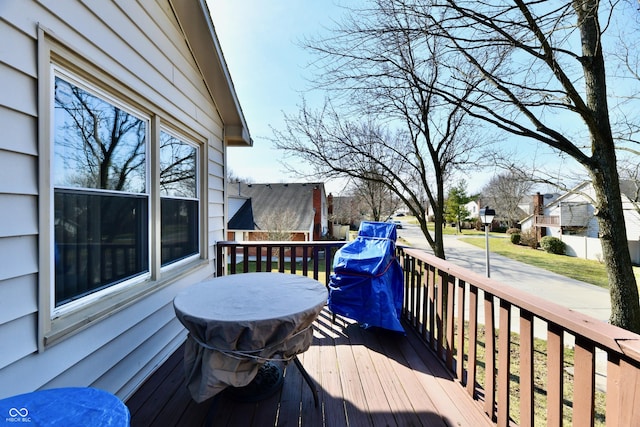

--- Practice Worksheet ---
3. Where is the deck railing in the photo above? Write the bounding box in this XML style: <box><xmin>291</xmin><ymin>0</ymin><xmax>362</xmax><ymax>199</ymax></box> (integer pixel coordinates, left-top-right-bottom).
<box><xmin>534</xmin><ymin>215</ymin><xmax>560</xmax><ymax>226</ymax></box>
<box><xmin>215</xmin><ymin>240</ymin><xmax>345</xmax><ymax>285</ymax></box>
<box><xmin>216</xmin><ymin>240</ymin><xmax>640</xmax><ymax>426</ymax></box>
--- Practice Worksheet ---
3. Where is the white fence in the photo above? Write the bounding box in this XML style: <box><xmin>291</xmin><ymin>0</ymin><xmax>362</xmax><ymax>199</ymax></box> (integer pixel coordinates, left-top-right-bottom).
<box><xmin>561</xmin><ymin>235</ymin><xmax>640</xmax><ymax>265</ymax></box>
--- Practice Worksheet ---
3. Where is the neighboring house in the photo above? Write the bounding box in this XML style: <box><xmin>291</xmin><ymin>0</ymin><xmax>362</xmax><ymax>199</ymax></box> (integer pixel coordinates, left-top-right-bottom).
<box><xmin>517</xmin><ymin>193</ymin><xmax>560</xmax><ymax>216</ymax></box>
<box><xmin>0</xmin><ymin>0</ymin><xmax>251</xmax><ymax>401</ymax></box>
<box><xmin>465</xmin><ymin>200</ymin><xmax>481</xmax><ymax>220</ymax></box>
<box><xmin>228</xmin><ymin>183</ymin><xmax>328</xmax><ymax>242</ymax></box>
<box><xmin>520</xmin><ymin>182</ymin><xmax>640</xmax><ymax>264</ymax></box>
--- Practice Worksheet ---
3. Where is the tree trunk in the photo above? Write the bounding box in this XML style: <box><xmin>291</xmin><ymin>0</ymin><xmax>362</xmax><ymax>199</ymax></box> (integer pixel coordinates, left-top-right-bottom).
<box><xmin>575</xmin><ymin>0</ymin><xmax>640</xmax><ymax>332</ymax></box>
<box><xmin>592</xmin><ymin>169</ymin><xmax>640</xmax><ymax>332</ymax></box>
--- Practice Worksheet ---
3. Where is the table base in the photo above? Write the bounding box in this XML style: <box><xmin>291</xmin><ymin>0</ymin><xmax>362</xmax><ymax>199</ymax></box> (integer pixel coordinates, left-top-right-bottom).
<box><xmin>224</xmin><ymin>362</ymin><xmax>284</xmax><ymax>402</ymax></box>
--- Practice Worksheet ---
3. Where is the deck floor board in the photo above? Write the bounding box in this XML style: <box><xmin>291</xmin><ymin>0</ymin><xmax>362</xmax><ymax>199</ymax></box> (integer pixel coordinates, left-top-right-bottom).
<box><xmin>126</xmin><ymin>308</ymin><xmax>493</xmax><ymax>427</ymax></box>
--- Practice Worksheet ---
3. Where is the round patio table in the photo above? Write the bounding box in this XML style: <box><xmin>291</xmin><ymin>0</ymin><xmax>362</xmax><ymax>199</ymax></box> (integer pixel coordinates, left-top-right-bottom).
<box><xmin>173</xmin><ymin>272</ymin><xmax>327</xmax><ymax>403</ymax></box>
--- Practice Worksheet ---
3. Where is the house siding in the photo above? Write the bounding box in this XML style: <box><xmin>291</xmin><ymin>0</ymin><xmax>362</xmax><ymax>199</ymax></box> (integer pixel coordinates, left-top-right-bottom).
<box><xmin>520</xmin><ymin>183</ymin><xmax>640</xmax><ymax>264</ymax></box>
<box><xmin>0</xmin><ymin>0</ymin><xmax>230</xmax><ymax>401</ymax></box>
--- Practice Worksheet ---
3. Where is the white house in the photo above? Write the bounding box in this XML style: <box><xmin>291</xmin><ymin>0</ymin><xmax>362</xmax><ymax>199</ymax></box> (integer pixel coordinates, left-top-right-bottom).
<box><xmin>520</xmin><ymin>182</ymin><xmax>640</xmax><ymax>263</ymax></box>
<box><xmin>0</xmin><ymin>0</ymin><xmax>251</xmax><ymax>401</ymax></box>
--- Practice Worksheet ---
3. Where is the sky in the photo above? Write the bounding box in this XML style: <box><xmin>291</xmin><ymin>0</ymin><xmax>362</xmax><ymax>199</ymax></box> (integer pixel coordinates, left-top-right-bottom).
<box><xmin>206</xmin><ymin>0</ymin><xmax>349</xmax><ymax>195</ymax></box>
<box><xmin>205</xmin><ymin>1</ymin><xmax>595</xmax><ymax>197</ymax></box>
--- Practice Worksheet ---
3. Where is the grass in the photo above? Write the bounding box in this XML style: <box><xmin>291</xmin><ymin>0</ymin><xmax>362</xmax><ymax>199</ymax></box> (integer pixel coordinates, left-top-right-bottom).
<box><xmin>459</xmin><ymin>234</ymin><xmax>640</xmax><ymax>290</ymax></box>
<box><xmin>229</xmin><ymin>260</ymin><xmax>329</xmax><ymax>284</ymax></box>
<box><xmin>427</xmin><ymin>222</ymin><xmax>486</xmax><ymax>236</ymax></box>
<box><xmin>465</xmin><ymin>323</ymin><xmax>606</xmax><ymax>426</ymax></box>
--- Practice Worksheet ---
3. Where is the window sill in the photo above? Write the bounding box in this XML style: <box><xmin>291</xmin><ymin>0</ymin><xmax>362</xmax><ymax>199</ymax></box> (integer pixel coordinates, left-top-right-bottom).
<box><xmin>44</xmin><ymin>258</ymin><xmax>210</xmax><ymax>348</ymax></box>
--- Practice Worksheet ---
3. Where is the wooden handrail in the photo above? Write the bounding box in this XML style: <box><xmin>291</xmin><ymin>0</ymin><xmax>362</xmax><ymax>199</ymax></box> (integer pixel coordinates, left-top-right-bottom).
<box><xmin>398</xmin><ymin>246</ymin><xmax>640</xmax><ymax>426</ymax></box>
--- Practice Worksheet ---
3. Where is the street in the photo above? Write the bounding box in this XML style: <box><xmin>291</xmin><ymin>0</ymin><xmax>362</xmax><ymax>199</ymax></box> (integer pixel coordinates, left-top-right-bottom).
<box><xmin>395</xmin><ymin>222</ymin><xmax>611</xmax><ymax>323</ymax></box>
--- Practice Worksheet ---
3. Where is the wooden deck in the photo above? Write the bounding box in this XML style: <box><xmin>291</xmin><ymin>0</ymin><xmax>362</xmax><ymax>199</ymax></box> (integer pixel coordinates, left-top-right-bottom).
<box><xmin>126</xmin><ymin>308</ymin><xmax>493</xmax><ymax>426</ymax></box>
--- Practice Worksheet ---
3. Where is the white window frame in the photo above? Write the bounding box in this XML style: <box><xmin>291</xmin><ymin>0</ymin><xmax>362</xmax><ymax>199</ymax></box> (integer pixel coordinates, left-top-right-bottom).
<box><xmin>50</xmin><ymin>67</ymin><xmax>152</xmax><ymax>317</ymax></box>
<box><xmin>159</xmin><ymin>127</ymin><xmax>201</xmax><ymax>271</ymax></box>
<box><xmin>38</xmin><ymin>30</ymin><xmax>208</xmax><ymax>349</ymax></box>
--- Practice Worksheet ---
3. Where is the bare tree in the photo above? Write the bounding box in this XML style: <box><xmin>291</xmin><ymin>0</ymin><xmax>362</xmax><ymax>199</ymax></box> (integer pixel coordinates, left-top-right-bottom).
<box><xmin>274</xmin><ymin>3</ymin><xmax>490</xmax><ymax>258</ymax></box>
<box><xmin>349</xmin><ymin>169</ymin><xmax>401</xmax><ymax>222</ymax></box>
<box><xmin>481</xmin><ymin>172</ymin><xmax>534</xmax><ymax>228</ymax></box>
<box><xmin>254</xmin><ymin>209</ymin><xmax>297</xmax><ymax>242</ymax></box>
<box><xmin>390</xmin><ymin>0</ymin><xmax>640</xmax><ymax>331</ymax></box>
<box><xmin>55</xmin><ymin>82</ymin><xmax>146</xmax><ymax>192</ymax></box>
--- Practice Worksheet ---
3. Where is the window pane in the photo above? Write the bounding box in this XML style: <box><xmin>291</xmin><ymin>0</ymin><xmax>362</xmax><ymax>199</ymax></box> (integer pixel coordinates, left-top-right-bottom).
<box><xmin>55</xmin><ymin>189</ymin><xmax>149</xmax><ymax>307</ymax></box>
<box><xmin>160</xmin><ymin>131</ymin><xmax>198</xmax><ymax>266</ymax></box>
<box><xmin>54</xmin><ymin>76</ymin><xmax>147</xmax><ymax>193</ymax></box>
<box><xmin>161</xmin><ymin>198</ymin><xmax>198</xmax><ymax>266</ymax></box>
<box><xmin>159</xmin><ymin>131</ymin><xmax>197</xmax><ymax>198</ymax></box>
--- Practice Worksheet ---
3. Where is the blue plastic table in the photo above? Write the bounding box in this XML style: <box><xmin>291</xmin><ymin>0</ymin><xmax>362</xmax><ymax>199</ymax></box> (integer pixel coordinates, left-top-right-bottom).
<box><xmin>0</xmin><ymin>387</ymin><xmax>129</xmax><ymax>426</ymax></box>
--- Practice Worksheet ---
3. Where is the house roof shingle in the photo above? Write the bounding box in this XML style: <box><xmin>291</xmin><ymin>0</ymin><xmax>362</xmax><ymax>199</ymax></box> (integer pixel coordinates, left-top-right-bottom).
<box><xmin>236</xmin><ymin>183</ymin><xmax>322</xmax><ymax>232</ymax></box>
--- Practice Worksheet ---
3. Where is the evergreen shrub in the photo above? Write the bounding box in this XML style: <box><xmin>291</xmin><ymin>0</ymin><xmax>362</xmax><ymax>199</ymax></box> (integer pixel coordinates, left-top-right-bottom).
<box><xmin>540</xmin><ymin>236</ymin><xmax>566</xmax><ymax>254</ymax></box>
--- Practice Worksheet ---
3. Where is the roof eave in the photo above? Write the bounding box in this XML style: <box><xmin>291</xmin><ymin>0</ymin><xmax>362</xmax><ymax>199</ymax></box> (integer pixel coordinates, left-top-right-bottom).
<box><xmin>169</xmin><ymin>0</ymin><xmax>252</xmax><ymax>147</ymax></box>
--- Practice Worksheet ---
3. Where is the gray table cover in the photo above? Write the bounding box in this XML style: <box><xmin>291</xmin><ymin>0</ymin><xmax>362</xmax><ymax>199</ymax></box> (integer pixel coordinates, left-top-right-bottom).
<box><xmin>173</xmin><ymin>272</ymin><xmax>328</xmax><ymax>402</ymax></box>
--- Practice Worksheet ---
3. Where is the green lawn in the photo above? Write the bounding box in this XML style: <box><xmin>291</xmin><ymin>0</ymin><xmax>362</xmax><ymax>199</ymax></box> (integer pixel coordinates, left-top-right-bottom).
<box><xmin>459</xmin><ymin>235</ymin><xmax>640</xmax><ymax>290</ymax></box>
<box><xmin>424</xmin><ymin>221</ymin><xmax>485</xmax><ymax>236</ymax></box>
<box><xmin>229</xmin><ymin>260</ymin><xmax>329</xmax><ymax>284</ymax></box>
<box><xmin>465</xmin><ymin>323</ymin><xmax>606</xmax><ymax>426</ymax></box>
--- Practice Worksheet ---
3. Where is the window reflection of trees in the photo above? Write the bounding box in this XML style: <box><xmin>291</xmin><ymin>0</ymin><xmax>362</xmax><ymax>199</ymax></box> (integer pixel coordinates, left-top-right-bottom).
<box><xmin>159</xmin><ymin>131</ymin><xmax>198</xmax><ymax>266</ymax></box>
<box><xmin>53</xmin><ymin>76</ymin><xmax>149</xmax><ymax>307</ymax></box>
<box><xmin>54</xmin><ymin>76</ymin><xmax>146</xmax><ymax>193</ymax></box>
<box><xmin>159</xmin><ymin>132</ymin><xmax>196</xmax><ymax>198</ymax></box>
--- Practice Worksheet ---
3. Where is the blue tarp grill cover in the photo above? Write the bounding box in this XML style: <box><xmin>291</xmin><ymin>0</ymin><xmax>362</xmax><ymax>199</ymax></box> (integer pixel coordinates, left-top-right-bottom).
<box><xmin>328</xmin><ymin>221</ymin><xmax>404</xmax><ymax>333</ymax></box>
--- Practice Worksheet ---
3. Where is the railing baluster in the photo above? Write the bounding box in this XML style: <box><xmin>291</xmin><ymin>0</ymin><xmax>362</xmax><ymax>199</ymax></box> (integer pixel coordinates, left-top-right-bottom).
<box><xmin>422</xmin><ymin>261</ymin><xmax>430</xmax><ymax>342</ymax></box>
<box><xmin>497</xmin><ymin>299</ymin><xmax>512</xmax><ymax>426</ymax></box>
<box><xmin>302</xmin><ymin>246</ymin><xmax>309</xmax><ymax>276</ymax></box>
<box><xmin>242</xmin><ymin>245</ymin><xmax>249</xmax><ymax>273</ymax></box>
<box><xmin>266</xmin><ymin>246</ymin><xmax>273</xmax><ymax>271</ymax></box>
<box><xmin>278</xmin><ymin>245</ymin><xmax>285</xmax><ymax>273</ymax></box>
<box><xmin>484</xmin><ymin>291</ymin><xmax>496</xmax><ymax>420</ymax></box>
<box><xmin>547</xmin><ymin>322</ymin><xmax>564</xmax><ymax>426</ymax></box>
<box><xmin>290</xmin><ymin>244</ymin><xmax>297</xmax><ymax>274</ymax></box>
<box><xmin>616</xmin><ymin>355</ymin><xmax>640</xmax><ymax>426</ymax></box>
<box><xmin>255</xmin><ymin>246</ymin><xmax>262</xmax><ymax>272</ymax></box>
<box><xmin>215</xmin><ymin>243</ymin><xmax>223</xmax><ymax>275</ymax></box>
<box><xmin>312</xmin><ymin>246</ymin><xmax>319</xmax><ymax>280</ymax></box>
<box><xmin>412</xmin><ymin>256</ymin><xmax>419</xmax><ymax>327</ymax></box>
<box><xmin>519</xmin><ymin>309</ymin><xmax>534</xmax><ymax>427</ymax></box>
<box><xmin>467</xmin><ymin>285</ymin><xmax>479</xmax><ymax>398</ymax></box>
<box><xmin>456</xmin><ymin>279</ymin><xmax>466</xmax><ymax>382</ymax></box>
<box><xmin>573</xmin><ymin>337</ymin><xmax>595</xmax><ymax>427</ymax></box>
<box><xmin>428</xmin><ymin>265</ymin><xmax>436</xmax><ymax>350</ymax></box>
<box><xmin>324</xmin><ymin>246</ymin><xmax>332</xmax><ymax>286</ymax></box>
<box><xmin>401</xmin><ymin>248</ymin><xmax>410</xmax><ymax>318</ymax></box>
<box><xmin>436</xmin><ymin>269</ymin><xmax>446</xmax><ymax>359</ymax></box>
<box><xmin>605</xmin><ymin>354</ymin><xmax>621</xmax><ymax>426</ymax></box>
<box><xmin>446</xmin><ymin>273</ymin><xmax>455</xmax><ymax>370</ymax></box>
<box><xmin>229</xmin><ymin>243</ymin><xmax>237</xmax><ymax>274</ymax></box>
<box><xmin>417</xmin><ymin>260</ymin><xmax>424</xmax><ymax>334</ymax></box>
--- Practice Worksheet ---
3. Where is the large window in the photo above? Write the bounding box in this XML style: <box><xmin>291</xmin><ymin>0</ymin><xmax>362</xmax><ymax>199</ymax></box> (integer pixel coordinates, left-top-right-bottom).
<box><xmin>52</xmin><ymin>70</ymin><xmax>201</xmax><ymax>310</ymax></box>
<box><xmin>159</xmin><ymin>131</ymin><xmax>199</xmax><ymax>266</ymax></box>
<box><xmin>53</xmin><ymin>74</ymin><xmax>149</xmax><ymax>308</ymax></box>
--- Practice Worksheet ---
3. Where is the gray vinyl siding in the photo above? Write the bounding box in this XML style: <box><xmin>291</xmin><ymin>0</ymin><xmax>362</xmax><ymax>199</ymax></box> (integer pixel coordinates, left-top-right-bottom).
<box><xmin>0</xmin><ymin>0</ymin><xmax>229</xmax><ymax>400</ymax></box>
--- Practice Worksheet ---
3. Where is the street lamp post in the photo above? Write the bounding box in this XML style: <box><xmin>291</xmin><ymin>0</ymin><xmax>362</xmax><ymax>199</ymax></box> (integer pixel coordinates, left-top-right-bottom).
<box><xmin>479</xmin><ymin>206</ymin><xmax>496</xmax><ymax>278</ymax></box>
